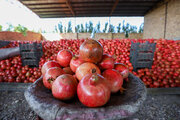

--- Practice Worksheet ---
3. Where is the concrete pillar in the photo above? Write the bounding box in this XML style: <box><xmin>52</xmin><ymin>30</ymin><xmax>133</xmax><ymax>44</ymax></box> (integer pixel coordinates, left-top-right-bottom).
<box><xmin>143</xmin><ymin>0</ymin><xmax>180</xmax><ymax>39</ymax></box>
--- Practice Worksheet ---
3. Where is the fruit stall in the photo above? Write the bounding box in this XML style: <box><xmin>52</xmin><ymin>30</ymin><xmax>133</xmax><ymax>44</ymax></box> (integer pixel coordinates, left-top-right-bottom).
<box><xmin>0</xmin><ymin>39</ymin><xmax>179</xmax><ymax>88</ymax></box>
<box><xmin>0</xmin><ymin>38</ymin><xmax>179</xmax><ymax>119</ymax></box>
<box><xmin>1</xmin><ymin>0</ymin><xmax>180</xmax><ymax>119</ymax></box>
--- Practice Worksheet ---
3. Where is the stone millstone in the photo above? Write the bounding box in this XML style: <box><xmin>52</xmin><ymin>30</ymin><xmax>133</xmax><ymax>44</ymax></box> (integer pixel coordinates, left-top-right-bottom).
<box><xmin>24</xmin><ymin>73</ymin><xmax>147</xmax><ymax>120</ymax></box>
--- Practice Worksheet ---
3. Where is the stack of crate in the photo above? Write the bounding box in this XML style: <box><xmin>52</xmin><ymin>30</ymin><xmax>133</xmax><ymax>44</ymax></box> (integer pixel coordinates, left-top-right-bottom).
<box><xmin>0</xmin><ymin>40</ymin><xmax>11</xmax><ymax>48</ymax></box>
<box><xmin>19</xmin><ymin>42</ymin><xmax>43</xmax><ymax>67</ymax></box>
<box><xmin>130</xmin><ymin>41</ymin><xmax>156</xmax><ymax>71</ymax></box>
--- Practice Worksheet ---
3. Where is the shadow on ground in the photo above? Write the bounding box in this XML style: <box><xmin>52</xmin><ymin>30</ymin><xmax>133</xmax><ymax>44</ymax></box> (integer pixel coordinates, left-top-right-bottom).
<box><xmin>0</xmin><ymin>91</ymin><xmax>180</xmax><ymax>120</ymax></box>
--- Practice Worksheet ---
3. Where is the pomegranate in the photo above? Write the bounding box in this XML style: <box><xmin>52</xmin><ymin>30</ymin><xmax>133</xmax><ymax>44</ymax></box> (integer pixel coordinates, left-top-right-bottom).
<box><xmin>75</xmin><ymin>62</ymin><xmax>101</xmax><ymax>81</ymax></box>
<box><xmin>0</xmin><ymin>76</ymin><xmax>3</xmax><ymax>82</ymax></box>
<box><xmin>52</xmin><ymin>74</ymin><xmax>78</xmax><ymax>100</ymax></box>
<box><xmin>63</xmin><ymin>67</ymin><xmax>74</xmax><ymax>75</ymax></box>
<box><xmin>114</xmin><ymin>63</ymin><xmax>129</xmax><ymax>78</ymax></box>
<box><xmin>79</xmin><ymin>39</ymin><xmax>103</xmax><ymax>63</ymax></box>
<box><xmin>57</xmin><ymin>49</ymin><xmax>73</xmax><ymax>67</ymax></box>
<box><xmin>41</xmin><ymin>61</ymin><xmax>61</xmax><ymax>75</ymax></box>
<box><xmin>70</xmin><ymin>56</ymin><xmax>85</xmax><ymax>72</ymax></box>
<box><xmin>77</xmin><ymin>73</ymin><xmax>111</xmax><ymax>107</ymax></box>
<box><xmin>0</xmin><ymin>39</ymin><xmax>179</xmax><ymax>88</ymax></box>
<box><xmin>98</xmin><ymin>54</ymin><xmax>114</xmax><ymax>70</ymax></box>
<box><xmin>102</xmin><ymin>69</ymin><xmax>123</xmax><ymax>93</ymax></box>
<box><xmin>43</xmin><ymin>67</ymin><xmax>65</xmax><ymax>89</ymax></box>
<box><xmin>102</xmin><ymin>54</ymin><xmax>111</xmax><ymax>59</ymax></box>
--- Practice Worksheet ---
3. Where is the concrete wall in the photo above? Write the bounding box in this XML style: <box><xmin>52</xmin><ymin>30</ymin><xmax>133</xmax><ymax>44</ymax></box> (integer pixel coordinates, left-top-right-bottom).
<box><xmin>42</xmin><ymin>33</ymin><xmax>143</xmax><ymax>41</ymax></box>
<box><xmin>78</xmin><ymin>33</ymin><xmax>91</xmax><ymax>39</ymax></box>
<box><xmin>129</xmin><ymin>33</ymin><xmax>143</xmax><ymax>39</ymax></box>
<box><xmin>144</xmin><ymin>4</ymin><xmax>166</xmax><ymax>39</ymax></box>
<box><xmin>166</xmin><ymin>0</ymin><xmax>180</xmax><ymax>39</ymax></box>
<box><xmin>112</xmin><ymin>33</ymin><xmax>125</xmax><ymax>39</ymax></box>
<box><xmin>94</xmin><ymin>33</ymin><xmax>112</xmax><ymax>40</ymax></box>
<box><xmin>60</xmin><ymin>33</ymin><xmax>77</xmax><ymax>39</ymax></box>
<box><xmin>144</xmin><ymin>0</ymin><xmax>180</xmax><ymax>39</ymax></box>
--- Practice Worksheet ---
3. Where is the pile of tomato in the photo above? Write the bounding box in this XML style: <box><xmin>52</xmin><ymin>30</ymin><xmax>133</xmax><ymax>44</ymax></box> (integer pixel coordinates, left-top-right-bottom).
<box><xmin>0</xmin><ymin>39</ymin><xmax>179</xmax><ymax>88</ymax></box>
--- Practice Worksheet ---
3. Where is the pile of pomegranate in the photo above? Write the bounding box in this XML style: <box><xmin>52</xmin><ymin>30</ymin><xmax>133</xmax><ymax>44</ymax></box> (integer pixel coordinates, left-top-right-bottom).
<box><xmin>42</xmin><ymin>39</ymin><xmax>128</xmax><ymax>107</ymax></box>
<box><xmin>0</xmin><ymin>41</ymin><xmax>42</xmax><ymax>83</ymax></box>
<box><xmin>0</xmin><ymin>39</ymin><xmax>179</xmax><ymax>88</ymax></box>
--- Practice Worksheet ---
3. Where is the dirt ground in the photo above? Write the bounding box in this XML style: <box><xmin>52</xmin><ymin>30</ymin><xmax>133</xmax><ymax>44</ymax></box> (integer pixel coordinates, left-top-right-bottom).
<box><xmin>0</xmin><ymin>91</ymin><xmax>180</xmax><ymax>120</ymax></box>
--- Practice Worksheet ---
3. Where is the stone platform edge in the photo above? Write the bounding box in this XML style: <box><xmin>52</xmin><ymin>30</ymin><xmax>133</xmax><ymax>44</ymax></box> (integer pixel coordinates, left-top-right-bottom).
<box><xmin>0</xmin><ymin>82</ymin><xmax>180</xmax><ymax>94</ymax></box>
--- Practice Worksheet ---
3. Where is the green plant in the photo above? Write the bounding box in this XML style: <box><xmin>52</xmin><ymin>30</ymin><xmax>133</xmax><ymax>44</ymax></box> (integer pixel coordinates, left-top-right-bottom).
<box><xmin>122</xmin><ymin>21</ymin><xmax>130</xmax><ymax>38</ymax></box>
<box><xmin>108</xmin><ymin>24</ymin><xmax>115</xmax><ymax>33</ymax></box>
<box><xmin>138</xmin><ymin>23</ymin><xmax>144</xmax><ymax>33</ymax></box>
<box><xmin>80</xmin><ymin>24</ymin><xmax>85</xmax><ymax>33</ymax></box>
<box><xmin>96</xmin><ymin>22</ymin><xmax>101</xmax><ymax>33</ymax></box>
<box><xmin>75</xmin><ymin>25</ymin><xmax>80</xmax><ymax>33</ymax></box>
<box><xmin>129</xmin><ymin>25</ymin><xmax>137</xmax><ymax>33</ymax></box>
<box><xmin>67</xmin><ymin>21</ymin><xmax>72</xmax><ymax>33</ymax></box>
<box><xmin>58</xmin><ymin>22</ymin><xmax>63</xmax><ymax>33</ymax></box>
<box><xmin>122</xmin><ymin>20</ymin><xmax>126</xmax><ymax>33</ymax></box>
<box><xmin>88</xmin><ymin>21</ymin><xmax>93</xmax><ymax>33</ymax></box>
<box><xmin>31</xmin><ymin>29</ymin><xmax>36</xmax><ymax>33</ymax></box>
<box><xmin>64</xmin><ymin>27</ymin><xmax>67</xmax><ymax>33</ymax></box>
<box><xmin>0</xmin><ymin>25</ymin><xmax>2</xmax><ymax>31</ymax></box>
<box><xmin>41</xmin><ymin>30</ymin><xmax>47</xmax><ymax>33</ymax></box>
<box><xmin>55</xmin><ymin>25</ymin><xmax>58</xmax><ymax>33</ymax></box>
<box><xmin>103</xmin><ymin>22</ymin><xmax>108</xmax><ymax>33</ymax></box>
<box><xmin>6</xmin><ymin>24</ymin><xmax>14</xmax><ymax>31</ymax></box>
<box><xmin>117</xmin><ymin>23</ymin><xmax>121</xmax><ymax>33</ymax></box>
<box><xmin>85</xmin><ymin>22</ymin><xmax>88</xmax><ymax>33</ymax></box>
<box><xmin>14</xmin><ymin>24</ymin><xmax>28</xmax><ymax>36</ymax></box>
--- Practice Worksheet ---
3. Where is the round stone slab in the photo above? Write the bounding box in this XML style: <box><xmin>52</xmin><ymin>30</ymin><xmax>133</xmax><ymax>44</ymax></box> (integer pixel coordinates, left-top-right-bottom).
<box><xmin>24</xmin><ymin>73</ymin><xmax>147</xmax><ymax>120</ymax></box>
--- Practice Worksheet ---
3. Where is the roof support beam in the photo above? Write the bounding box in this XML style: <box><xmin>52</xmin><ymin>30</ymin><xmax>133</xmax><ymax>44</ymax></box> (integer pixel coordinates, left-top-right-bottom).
<box><xmin>65</xmin><ymin>0</ymin><xmax>75</xmax><ymax>16</ymax></box>
<box><xmin>110</xmin><ymin>0</ymin><xmax>119</xmax><ymax>16</ymax></box>
<box><xmin>145</xmin><ymin>0</ymin><xmax>171</xmax><ymax>14</ymax></box>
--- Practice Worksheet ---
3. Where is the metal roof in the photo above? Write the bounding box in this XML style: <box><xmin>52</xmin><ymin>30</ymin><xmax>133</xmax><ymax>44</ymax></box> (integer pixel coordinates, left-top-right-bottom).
<box><xmin>19</xmin><ymin>0</ymin><xmax>164</xmax><ymax>18</ymax></box>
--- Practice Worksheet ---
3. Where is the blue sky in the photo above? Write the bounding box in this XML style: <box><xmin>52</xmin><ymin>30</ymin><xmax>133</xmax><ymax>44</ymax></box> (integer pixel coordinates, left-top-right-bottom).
<box><xmin>0</xmin><ymin>0</ymin><xmax>144</xmax><ymax>33</ymax></box>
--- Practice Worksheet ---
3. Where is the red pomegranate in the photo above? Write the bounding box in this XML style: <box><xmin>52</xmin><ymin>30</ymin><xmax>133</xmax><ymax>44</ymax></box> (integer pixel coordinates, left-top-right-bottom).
<box><xmin>102</xmin><ymin>54</ymin><xmax>110</xmax><ymax>59</ymax></box>
<box><xmin>79</xmin><ymin>39</ymin><xmax>103</xmax><ymax>63</ymax></box>
<box><xmin>0</xmin><ymin>76</ymin><xmax>3</xmax><ymax>82</ymax></box>
<box><xmin>57</xmin><ymin>49</ymin><xmax>73</xmax><ymax>67</ymax></box>
<box><xmin>75</xmin><ymin>62</ymin><xmax>101</xmax><ymax>81</ymax></box>
<box><xmin>63</xmin><ymin>67</ymin><xmax>74</xmax><ymax>75</ymax></box>
<box><xmin>102</xmin><ymin>69</ymin><xmax>123</xmax><ymax>93</ymax></box>
<box><xmin>77</xmin><ymin>73</ymin><xmax>111</xmax><ymax>107</ymax></box>
<box><xmin>98</xmin><ymin>54</ymin><xmax>114</xmax><ymax>70</ymax></box>
<box><xmin>70</xmin><ymin>56</ymin><xmax>85</xmax><ymax>72</ymax></box>
<box><xmin>114</xmin><ymin>63</ymin><xmax>129</xmax><ymax>78</ymax></box>
<box><xmin>41</xmin><ymin>61</ymin><xmax>61</xmax><ymax>75</ymax></box>
<box><xmin>43</xmin><ymin>67</ymin><xmax>65</xmax><ymax>89</ymax></box>
<box><xmin>52</xmin><ymin>74</ymin><xmax>78</xmax><ymax>100</ymax></box>
<box><xmin>73</xmin><ymin>74</ymin><xmax>78</xmax><ymax>82</ymax></box>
